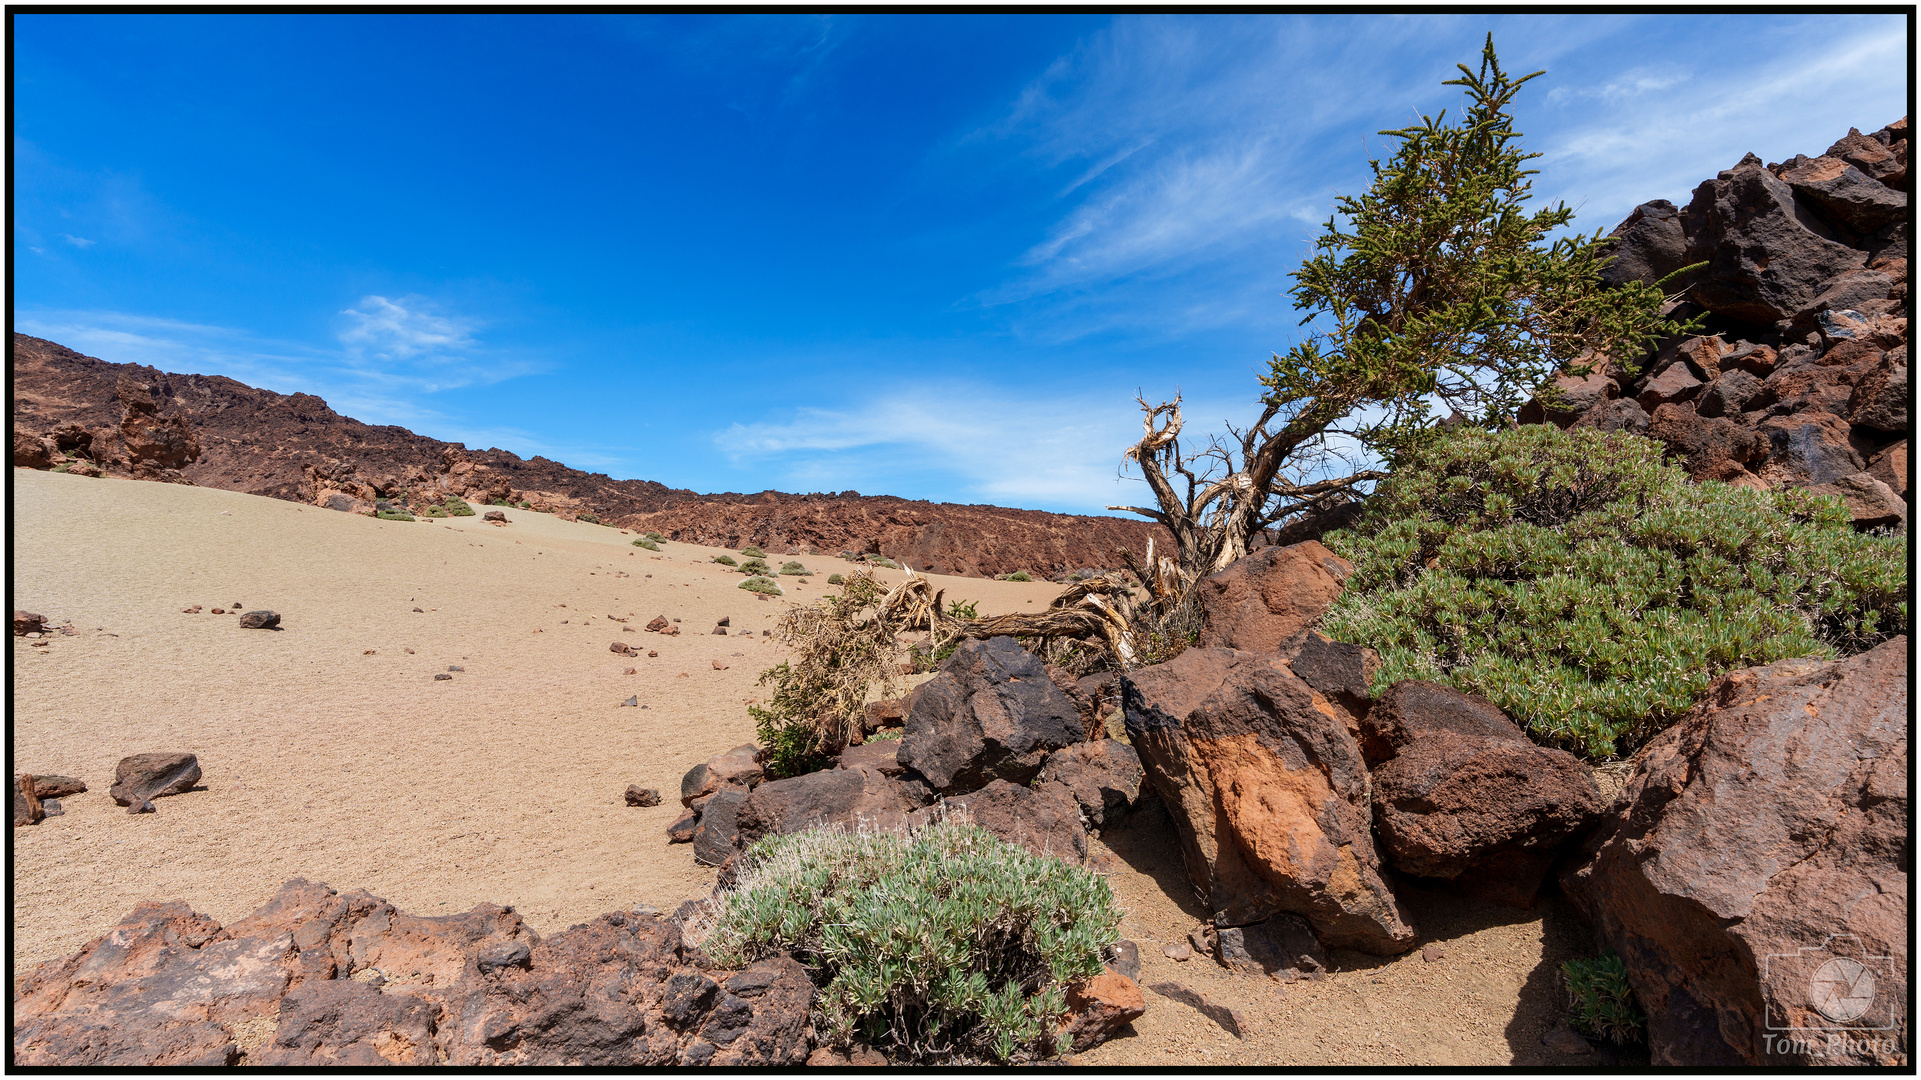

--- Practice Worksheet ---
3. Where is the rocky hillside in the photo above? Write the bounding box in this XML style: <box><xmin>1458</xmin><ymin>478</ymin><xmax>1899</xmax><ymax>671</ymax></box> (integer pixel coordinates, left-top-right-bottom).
<box><xmin>9</xmin><ymin>334</ymin><xmax>1166</xmax><ymax>577</ymax></box>
<box><xmin>1520</xmin><ymin>117</ymin><xmax>1908</xmax><ymax>529</ymax></box>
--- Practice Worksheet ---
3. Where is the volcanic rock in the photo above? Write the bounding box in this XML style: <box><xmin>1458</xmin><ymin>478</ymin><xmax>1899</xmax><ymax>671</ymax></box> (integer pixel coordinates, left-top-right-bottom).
<box><xmin>625</xmin><ymin>786</ymin><xmax>662</xmax><ymax>808</ymax></box>
<box><xmin>735</xmin><ymin>766</ymin><xmax>928</xmax><ymax>849</ymax></box>
<box><xmin>1804</xmin><ymin>472</ymin><xmax>1907</xmax><ymax>530</ymax></box>
<box><xmin>108</xmin><ymin>752</ymin><xmax>202</xmax><ymax>813</ymax></box>
<box><xmin>1038</xmin><ymin>739</ymin><xmax>1143</xmax><ymax>827</ymax></box>
<box><xmin>1213</xmin><ymin>914</ymin><xmax>1326</xmax><ymax>980</ymax></box>
<box><xmin>940</xmin><ymin>779</ymin><xmax>1088</xmax><ymax>864</ymax></box>
<box><xmin>680</xmin><ymin>745</ymin><xmax>763</xmax><ymax>808</ymax></box>
<box><xmin>1122</xmin><ymin>647</ymin><xmax>1415</xmax><ymax>954</ymax></box>
<box><xmin>13</xmin><ymin>610</ymin><xmax>47</xmax><ymax>636</ymax></box>
<box><xmin>896</xmin><ymin>636</ymin><xmax>1084</xmax><ymax>795</ymax></box>
<box><xmin>1193</xmin><ymin>540</ymin><xmax>1352</xmax><ymax>654</ymax></box>
<box><xmin>1561</xmin><ymin>637</ymin><xmax>1908</xmax><ymax>1066</ymax></box>
<box><xmin>237</xmin><ymin>610</ymin><xmax>280</xmax><ymax>629</ymax></box>
<box><xmin>1058</xmin><ymin>968</ymin><xmax>1147</xmax><ymax>1053</ymax></box>
<box><xmin>1362</xmin><ymin>681</ymin><xmax>1604</xmax><ymax>906</ymax></box>
<box><xmin>691</xmin><ymin>788</ymin><xmax>749</xmax><ymax>868</ymax></box>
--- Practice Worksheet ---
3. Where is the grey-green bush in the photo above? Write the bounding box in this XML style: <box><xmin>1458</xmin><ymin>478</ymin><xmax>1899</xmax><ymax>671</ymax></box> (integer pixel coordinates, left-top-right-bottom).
<box><xmin>995</xmin><ymin>571</ymin><xmax>1033</xmax><ymax>583</ymax></box>
<box><xmin>780</xmin><ymin>560</ymin><xmax>811</xmax><ymax>576</ymax></box>
<box><xmin>742</xmin><ymin>546</ymin><xmax>767</xmax><ymax>559</ymax></box>
<box><xmin>633</xmin><ymin>538</ymin><xmax>660</xmax><ymax>551</ymax></box>
<box><xmin>376</xmin><ymin>509</ymin><xmax>417</xmax><ymax>522</ymax></box>
<box><xmin>869</xmin><ymin>557</ymin><xmax>900</xmax><ymax>570</ymax></box>
<box><xmin>713</xmin><ymin>555</ymin><xmax>739</xmax><ymax>567</ymax></box>
<box><xmin>739</xmin><ymin>558</ymin><xmax>772</xmax><ymax>576</ymax></box>
<box><xmin>1562</xmin><ymin>952</ymin><xmax>1644</xmax><ymax>1044</ymax></box>
<box><xmin>1321</xmin><ymin>425</ymin><xmax>1907</xmax><ymax>758</ymax></box>
<box><xmin>699</xmin><ymin>816</ymin><xmax>1119</xmax><ymax>1063</ymax></box>
<box><xmin>739</xmin><ymin>576</ymin><xmax>783</xmax><ymax>596</ymax></box>
<box><xmin>827</xmin><ymin>573</ymin><xmax>846</xmax><ymax>585</ymax></box>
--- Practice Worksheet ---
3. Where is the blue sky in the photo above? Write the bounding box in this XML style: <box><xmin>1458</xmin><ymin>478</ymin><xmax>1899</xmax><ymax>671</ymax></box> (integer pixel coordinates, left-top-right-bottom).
<box><xmin>13</xmin><ymin>12</ymin><xmax>1908</xmax><ymax>514</ymax></box>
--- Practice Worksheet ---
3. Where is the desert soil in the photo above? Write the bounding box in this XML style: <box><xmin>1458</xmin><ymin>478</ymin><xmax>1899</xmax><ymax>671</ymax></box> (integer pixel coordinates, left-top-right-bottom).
<box><xmin>10</xmin><ymin>468</ymin><xmax>1620</xmax><ymax>1065</ymax></box>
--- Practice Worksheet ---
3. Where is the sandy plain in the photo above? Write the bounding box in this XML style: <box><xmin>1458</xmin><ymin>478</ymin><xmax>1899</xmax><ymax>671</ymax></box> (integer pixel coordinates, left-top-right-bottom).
<box><xmin>10</xmin><ymin>467</ymin><xmax>1612</xmax><ymax>1065</ymax></box>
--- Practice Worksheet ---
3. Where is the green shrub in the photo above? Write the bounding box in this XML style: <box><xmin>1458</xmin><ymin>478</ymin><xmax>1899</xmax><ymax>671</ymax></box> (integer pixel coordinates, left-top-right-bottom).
<box><xmin>713</xmin><ymin>555</ymin><xmax>739</xmax><ymax>567</ymax></box>
<box><xmin>633</xmin><ymin>538</ymin><xmax>660</xmax><ymax>551</ymax></box>
<box><xmin>864</xmin><ymin>727</ymin><xmax>904</xmax><ymax>743</ymax></box>
<box><xmin>827</xmin><ymin>573</ymin><xmax>845</xmax><ymax>585</ymax></box>
<box><xmin>376</xmin><ymin>509</ymin><xmax>416</xmax><ymax>522</ymax></box>
<box><xmin>580</xmin><ymin>513</ymin><xmax>601</xmax><ymax>525</ymax></box>
<box><xmin>751</xmin><ymin>571</ymin><xmax>897</xmax><ymax>778</ymax></box>
<box><xmin>420</xmin><ymin>504</ymin><xmax>449</xmax><ymax>518</ymax></box>
<box><xmin>742</xmin><ymin>546</ymin><xmax>767</xmax><ymax>558</ymax></box>
<box><xmin>645</xmin><ymin>531</ymin><xmax>666</xmax><ymax>541</ymax></box>
<box><xmin>516</xmin><ymin>500</ymin><xmax>532</xmax><ymax>509</ymax></box>
<box><xmin>1562</xmin><ymin>952</ymin><xmax>1644</xmax><ymax>1044</ymax></box>
<box><xmin>869</xmin><ymin>557</ymin><xmax>900</xmax><ymax>570</ymax></box>
<box><xmin>739</xmin><ymin>575</ymin><xmax>783</xmax><ymax>596</ymax></box>
<box><xmin>995</xmin><ymin>571</ymin><xmax>1033</xmax><ymax>583</ymax></box>
<box><xmin>946</xmin><ymin>599</ymin><xmax>980</xmax><ymax>620</ymax></box>
<box><xmin>489</xmin><ymin>497</ymin><xmax>513</xmax><ymax>507</ymax></box>
<box><xmin>699</xmin><ymin>816</ymin><xmax>1119</xmax><ymax>1063</ymax></box>
<box><xmin>740</xmin><ymin>558</ymin><xmax>772</xmax><ymax>576</ymax></box>
<box><xmin>780</xmin><ymin>561</ymin><xmax>812</xmax><ymax>576</ymax></box>
<box><xmin>1322</xmin><ymin>425</ymin><xmax>1907</xmax><ymax>758</ymax></box>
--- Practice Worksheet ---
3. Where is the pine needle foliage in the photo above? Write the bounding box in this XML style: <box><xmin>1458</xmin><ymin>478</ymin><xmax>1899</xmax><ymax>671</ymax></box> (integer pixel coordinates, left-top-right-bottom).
<box><xmin>699</xmin><ymin>816</ymin><xmax>1120</xmax><ymax>1063</ymax></box>
<box><xmin>1263</xmin><ymin>34</ymin><xmax>1697</xmax><ymax>477</ymax></box>
<box><xmin>1322</xmin><ymin>425</ymin><xmax>1907</xmax><ymax>758</ymax></box>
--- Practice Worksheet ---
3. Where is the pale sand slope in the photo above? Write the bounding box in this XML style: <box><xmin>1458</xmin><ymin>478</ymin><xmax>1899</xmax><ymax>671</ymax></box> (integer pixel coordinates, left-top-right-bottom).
<box><xmin>11</xmin><ymin>468</ymin><xmax>1592</xmax><ymax>1065</ymax></box>
<box><xmin>9</xmin><ymin>468</ymin><xmax>1058</xmax><ymax>971</ymax></box>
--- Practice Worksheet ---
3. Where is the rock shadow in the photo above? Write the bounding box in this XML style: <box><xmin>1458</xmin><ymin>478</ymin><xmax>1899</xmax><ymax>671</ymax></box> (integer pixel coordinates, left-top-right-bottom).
<box><xmin>1092</xmin><ymin>794</ymin><xmax>1211</xmax><ymax>925</ymax></box>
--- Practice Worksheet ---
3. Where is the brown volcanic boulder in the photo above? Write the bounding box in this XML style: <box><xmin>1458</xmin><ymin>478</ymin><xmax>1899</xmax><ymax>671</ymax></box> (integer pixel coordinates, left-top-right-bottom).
<box><xmin>734</xmin><ymin>766</ymin><xmax>928</xmax><ymax>848</ymax></box>
<box><xmin>1804</xmin><ymin>473</ymin><xmax>1907</xmax><ymax>530</ymax></box>
<box><xmin>1560</xmin><ymin>638</ymin><xmax>1908</xmax><ymax>1067</ymax></box>
<box><xmin>1678</xmin><ymin>154</ymin><xmax>1868</xmax><ymax>324</ymax></box>
<box><xmin>1362</xmin><ymin>682</ymin><xmax>1604</xmax><ymax>906</ymax></box>
<box><xmin>1781</xmin><ymin>156</ymin><xmax>1908</xmax><ymax>234</ymax></box>
<box><xmin>1121</xmin><ymin>647</ymin><xmax>1415</xmax><ymax>954</ymax></box>
<box><xmin>691</xmin><ymin>788</ymin><xmax>750</xmax><ymax>867</ymax></box>
<box><xmin>680</xmin><ymin>744</ymin><xmax>762</xmax><ymax>808</ymax></box>
<box><xmin>13</xmin><ymin>610</ymin><xmax>47</xmax><ymax>636</ymax></box>
<box><xmin>1039</xmin><ymin>740</ymin><xmax>1143</xmax><ymax>828</ymax></box>
<box><xmin>1194</xmin><ymin>541</ymin><xmax>1351</xmax><ymax>654</ymax></box>
<box><xmin>1057</xmin><ymin>968</ymin><xmax>1146</xmax><ymax>1053</ymax></box>
<box><xmin>941</xmin><ymin>779</ymin><xmax>1088</xmax><ymax>864</ymax></box>
<box><xmin>108</xmin><ymin>752</ymin><xmax>202</xmax><ymax>813</ymax></box>
<box><xmin>896</xmin><ymin>636</ymin><xmax>1084</xmax><ymax>795</ymax></box>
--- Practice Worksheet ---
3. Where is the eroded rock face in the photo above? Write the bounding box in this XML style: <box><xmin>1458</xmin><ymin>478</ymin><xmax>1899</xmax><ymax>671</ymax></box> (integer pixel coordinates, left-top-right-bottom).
<box><xmin>897</xmin><ymin>636</ymin><xmax>1084</xmax><ymax>795</ymax></box>
<box><xmin>1122</xmin><ymin>647</ymin><xmax>1416</xmax><ymax>954</ymax></box>
<box><xmin>941</xmin><ymin>779</ymin><xmax>1089</xmax><ymax>864</ymax></box>
<box><xmin>1194</xmin><ymin>541</ymin><xmax>1352</xmax><ymax>654</ymax></box>
<box><xmin>1362</xmin><ymin>682</ymin><xmax>1604</xmax><ymax>907</ymax></box>
<box><xmin>1561</xmin><ymin>638</ymin><xmax>1909</xmax><ymax>1067</ymax></box>
<box><xmin>1039</xmin><ymin>739</ymin><xmax>1144</xmax><ymax>828</ymax></box>
<box><xmin>12</xmin><ymin>878</ymin><xmax>817</xmax><ymax>1067</ymax></box>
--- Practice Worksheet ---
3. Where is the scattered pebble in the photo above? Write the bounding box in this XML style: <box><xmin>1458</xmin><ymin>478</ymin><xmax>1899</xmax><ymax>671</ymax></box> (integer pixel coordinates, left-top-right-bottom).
<box><xmin>647</xmin><ymin>650</ymin><xmax>658</xmax><ymax>658</ymax></box>
<box><xmin>712</xmin><ymin>660</ymin><xmax>728</xmax><ymax>670</ymax></box>
<box><xmin>1421</xmin><ymin>944</ymin><xmax>1445</xmax><ymax>963</ymax></box>
<box><xmin>624</xmin><ymin>785</ymin><xmax>661</xmax><ymax>807</ymax></box>
<box><xmin>1163</xmin><ymin>943</ymin><xmax>1193</xmax><ymax>961</ymax></box>
<box><xmin>624</xmin><ymin>667</ymin><xmax>637</xmax><ymax>675</ymax></box>
<box><xmin>434</xmin><ymin>673</ymin><xmax>452</xmax><ymax>681</ymax></box>
<box><xmin>413</xmin><ymin>607</ymin><xmax>424</xmax><ymax>613</ymax></box>
<box><xmin>363</xmin><ymin>649</ymin><xmax>376</xmax><ymax>655</ymax></box>
<box><xmin>211</xmin><ymin>608</ymin><xmax>226</xmax><ymax>615</ymax></box>
<box><xmin>620</xmin><ymin>695</ymin><xmax>639</xmax><ymax>707</ymax></box>
<box><xmin>404</xmin><ymin>648</ymin><xmax>416</xmax><ymax>654</ymax></box>
<box><xmin>447</xmin><ymin>665</ymin><xmax>464</xmax><ymax>672</ymax></box>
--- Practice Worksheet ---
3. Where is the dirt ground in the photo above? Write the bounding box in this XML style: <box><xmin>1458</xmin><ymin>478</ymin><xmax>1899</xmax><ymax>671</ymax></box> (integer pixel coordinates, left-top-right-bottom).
<box><xmin>9</xmin><ymin>467</ymin><xmax>1626</xmax><ymax>1065</ymax></box>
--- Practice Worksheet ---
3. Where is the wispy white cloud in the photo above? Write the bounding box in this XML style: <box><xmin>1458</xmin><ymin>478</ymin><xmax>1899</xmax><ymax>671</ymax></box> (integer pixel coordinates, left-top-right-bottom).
<box><xmin>339</xmin><ymin>294</ymin><xmax>477</xmax><ymax>361</ymax></box>
<box><xmin>59</xmin><ymin>233</ymin><xmax>95</xmax><ymax>248</ymax></box>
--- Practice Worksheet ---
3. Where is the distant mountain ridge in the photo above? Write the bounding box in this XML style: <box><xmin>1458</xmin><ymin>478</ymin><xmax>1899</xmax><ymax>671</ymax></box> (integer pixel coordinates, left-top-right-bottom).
<box><xmin>8</xmin><ymin>332</ymin><xmax>1167</xmax><ymax>578</ymax></box>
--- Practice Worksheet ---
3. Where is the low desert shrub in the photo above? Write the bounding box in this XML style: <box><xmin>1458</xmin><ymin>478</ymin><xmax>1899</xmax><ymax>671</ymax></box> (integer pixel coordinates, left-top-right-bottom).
<box><xmin>740</xmin><ymin>558</ymin><xmax>772</xmax><ymax>576</ymax></box>
<box><xmin>946</xmin><ymin>599</ymin><xmax>980</xmax><ymax>620</ymax></box>
<box><xmin>864</xmin><ymin>726</ymin><xmax>904</xmax><ymax>742</ymax></box>
<box><xmin>441</xmin><ymin>496</ymin><xmax>476</xmax><ymax>517</ymax></box>
<box><xmin>869</xmin><ymin>557</ymin><xmax>900</xmax><ymax>570</ymax></box>
<box><xmin>713</xmin><ymin>555</ymin><xmax>739</xmax><ymax>566</ymax></box>
<box><xmin>489</xmin><ymin>498</ymin><xmax>512</xmax><ymax>507</ymax></box>
<box><xmin>1322</xmin><ymin>425</ymin><xmax>1907</xmax><ymax>758</ymax></box>
<box><xmin>742</xmin><ymin>545</ymin><xmax>767</xmax><ymax>558</ymax></box>
<box><xmin>750</xmin><ymin>571</ymin><xmax>898</xmax><ymax>778</ymax></box>
<box><xmin>739</xmin><ymin>575</ymin><xmax>784</xmax><ymax>596</ymax></box>
<box><xmin>580</xmin><ymin>513</ymin><xmax>601</xmax><ymax>525</ymax></box>
<box><xmin>780</xmin><ymin>561</ymin><xmax>812</xmax><ymax>576</ymax></box>
<box><xmin>420</xmin><ymin>504</ymin><xmax>449</xmax><ymax>518</ymax></box>
<box><xmin>698</xmin><ymin>816</ymin><xmax>1120</xmax><ymax>1063</ymax></box>
<box><xmin>1562</xmin><ymin>952</ymin><xmax>1644</xmax><ymax>1044</ymax></box>
<box><xmin>644</xmin><ymin>531</ymin><xmax>666</xmax><ymax>541</ymax></box>
<box><xmin>996</xmin><ymin>571</ymin><xmax>1033</xmax><ymax>583</ymax></box>
<box><xmin>376</xmin><ymin>509</ymin><xmax>416</xmax><ymax>522</ymax></box>
<box><xmin>633</xmin><ymin>538</ymin><xmax>660</xmax><ymax>551</ymax></box>
<box><xmin>827</xmin><ymin>573</ymin><xmax>846</xmax><ymax>585</ymax></box>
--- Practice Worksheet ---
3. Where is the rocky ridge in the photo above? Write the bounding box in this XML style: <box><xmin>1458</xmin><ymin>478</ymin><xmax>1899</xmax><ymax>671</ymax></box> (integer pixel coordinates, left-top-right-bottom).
<box><xmin>9</xmin><ymin>333</ymin><xmax>1164</xmax><ymax>578</ymax></box>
